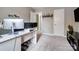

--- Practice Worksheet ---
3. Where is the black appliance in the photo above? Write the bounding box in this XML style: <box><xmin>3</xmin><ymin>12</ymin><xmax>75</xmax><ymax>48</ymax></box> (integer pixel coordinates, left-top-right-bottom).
<box><xmin>24</xmin><ymin>22</ymin><xmax>37</xmax><ymax>29</ymax></box>
<box><xmin>67</xmin><ymin>31</ymin><xmax>79</xmax><ymax>51</ymax></box>
<box><xmin>74</xmin><ymin>8</ymin><xmax>79</xmax><ymax>22</ymax></box>
<box><xmin>14</xmin><ymin>29</ymin><xmax>24</xmax><ymax>32</ymax></box>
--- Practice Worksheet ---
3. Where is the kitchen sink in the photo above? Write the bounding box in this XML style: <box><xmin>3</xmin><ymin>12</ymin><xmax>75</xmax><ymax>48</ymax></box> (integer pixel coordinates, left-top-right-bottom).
<box><xmin>0</xmin><ymin>28</ymin><xmax>11</xmax><ymax>35</ymax></box>
<box><xmin>0</xmin><ymin>35</ymin><xmax>3</xmax><ymax>38</ymax></box>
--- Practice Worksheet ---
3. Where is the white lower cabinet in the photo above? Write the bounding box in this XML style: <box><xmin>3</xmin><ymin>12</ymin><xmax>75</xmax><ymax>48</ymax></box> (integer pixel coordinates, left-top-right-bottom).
<box><xmin>0</xmin><ymin>37</ymin><xmax>21</xmax><ymax>51</ymax></box>
<box><xmin>0</xmin><ymin>39</ymin><xmax>15</xmax><ymax>51</ymax></box>
<box><xmin>0</xmin><ymin>31</ymin><xmax>37</xmax><ymax>51</ymax></box>
<box><xmin>32</xmin><ymin>31</ymin><xmax>37</xmax><ymax>44</ymax></box>
<box><xmin>14</xmin><ymin>37</ymin><xmax>21</xmax><ymax>51</ymax></box>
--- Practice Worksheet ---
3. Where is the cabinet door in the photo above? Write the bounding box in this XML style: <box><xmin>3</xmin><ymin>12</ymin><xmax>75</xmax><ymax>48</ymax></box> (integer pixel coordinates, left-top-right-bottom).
<box><xmin>0</xmin><ymin>39</ymin><xmax>15</xmax><ymax>51</ymax></box>
<box><xmin>14</xmin><ymin>37</ymin><xmax>21</xmax><ymax>51</ymax></box>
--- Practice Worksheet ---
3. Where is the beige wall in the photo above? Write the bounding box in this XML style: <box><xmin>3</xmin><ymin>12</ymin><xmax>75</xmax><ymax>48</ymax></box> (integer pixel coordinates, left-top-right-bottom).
<box><xmin>33</xmin><ymin>8</ymin><xmax>54</xmax><ymax>34</ymax></box>
<box><xmin>33</xmin><ymin>7</ymin><xmax>79</xmax><ymax>35</ymax></box>
<box><xmin>41</xmin><ymin>10</ymin><xmax>53</xmax><ymax>34</ymax></box>
<box><xmin>72</xmin><ymin>8</ymin><xmax>79</xmax><ymax>32</ymax></box>
<box><xmin>64</xmin><ymin>7</ymin><xmax>78</xmax><ymax>32</ymax></box>
<box><xmin>0</xmin><ymin>7</ymin><xmax>77</xmax><ymax>33</ymax></box>
<box><xmin>41</xmin><ymin>17</ymin><xmax>53</xmax><ymax>34</ymax></box>
<box><xmin>53</xmin><ymin>7</ymin><xmax>78</xmax><ymax>35</ymax></box>
<box><xmin>0</xmin><ymin>7</ymin><xmax>33</xmax><ymax>22</ymax></box>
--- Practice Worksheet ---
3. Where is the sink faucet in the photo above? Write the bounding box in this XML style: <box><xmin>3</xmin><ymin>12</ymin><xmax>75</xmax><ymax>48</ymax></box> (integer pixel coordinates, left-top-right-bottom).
<box><xmin>11</xmin><ymin>22</ymin><xmax>15</xmax><ymax>34</ymax></box>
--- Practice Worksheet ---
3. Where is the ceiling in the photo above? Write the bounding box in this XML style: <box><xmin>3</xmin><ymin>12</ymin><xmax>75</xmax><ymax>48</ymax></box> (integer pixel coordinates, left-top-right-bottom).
<box><xmin>32</xmin><ymin>7</ymin><xmax>77</xmax><ymax>12</ymax></box>
<box><xmin>32</xmin><ymin>7</ymin><xmax>65</xmax><ymax>11</ymax></box>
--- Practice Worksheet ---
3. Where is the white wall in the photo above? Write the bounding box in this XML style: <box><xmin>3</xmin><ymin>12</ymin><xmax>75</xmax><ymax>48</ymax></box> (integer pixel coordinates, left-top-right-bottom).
<box><xmin>53</xmin><ymin>7</ymin><xmax>78</xmax><ymax>35</ymax></box>
<box><xmin>33</xmin><ymin>8</ymin><xmax>54</xmax><ymax>34</ymax></box>
<box><xmin>64</xmin><ymin>7</ymin><xmax>78</xmax><ymax>32</ymax></box>
<box><xmin>0</xmin><ymin>7</ymin><xmax>33</xmax><ymax>22</ymax></box>
<box><xmin>72</xmin><ymin>8</ymin><xmax>79</xmax><ymax>32</ymax></box>
<box><xmin>75</xmin><ymin>22</ymin><xmax>79</xmax><ymax>32</ymax></box>
<box><xmin>41</xmin><ymin>17</ymin><xmax>53</xmax><ymax>34</ymax></box>
<box><xmin>0</xmin><ymin>7</ymin><xmax>77</xmax><ymax>33</ymax></box>
<box><xmin>32</xmin><ymin>7</ymin><xmax>79</xmax><ymax>35</ymax></box>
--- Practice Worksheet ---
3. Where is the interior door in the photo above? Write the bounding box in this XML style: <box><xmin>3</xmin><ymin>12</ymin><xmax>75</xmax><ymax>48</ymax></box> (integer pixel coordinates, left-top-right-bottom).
<box><xmin>53</xmin><ymin>9</ymin><xmax>64</xmax><ymax>36</ymax></box>
<box><xmin>30</xmin><ymin>12</ymin><xmax>42</xmax><ymax>31</ymax></box>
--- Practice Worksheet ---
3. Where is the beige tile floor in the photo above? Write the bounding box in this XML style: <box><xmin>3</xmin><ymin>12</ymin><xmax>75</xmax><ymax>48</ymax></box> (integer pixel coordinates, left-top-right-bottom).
<box><xmin>27</xmin><ymin>34</ymin><xmax>74</xmax><ymax>51</ymax></box>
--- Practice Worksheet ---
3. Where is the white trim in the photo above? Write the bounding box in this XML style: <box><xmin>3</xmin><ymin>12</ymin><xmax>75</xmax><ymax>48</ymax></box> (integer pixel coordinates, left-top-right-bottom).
<box><xmin>42</xmin><ymin>33</ymin><xmax>55</xmax><ymax>36</ymax></box>
<box><xmin>42</xmin><ymin>33</ymin><xmax>66</xmax><ymax>37</ymax></box>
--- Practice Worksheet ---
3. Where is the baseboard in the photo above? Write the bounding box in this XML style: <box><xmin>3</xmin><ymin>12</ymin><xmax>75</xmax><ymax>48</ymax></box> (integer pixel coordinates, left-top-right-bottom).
<box><xmin>42</xmin><ymin>33</ymin><xmax>66</xmax><ymax>37</ymax></box>
<box><xmin>42</xmin><ymin>33</ymin><xmax>55</xmax><ymax>36</ymax></box>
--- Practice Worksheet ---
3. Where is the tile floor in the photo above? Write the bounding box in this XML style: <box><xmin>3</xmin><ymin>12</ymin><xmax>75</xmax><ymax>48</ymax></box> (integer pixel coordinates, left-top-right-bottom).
<box><xmin>27</xmin><ymin>34</ymin><xmax>74</xmax><ymax>51</ymax></box>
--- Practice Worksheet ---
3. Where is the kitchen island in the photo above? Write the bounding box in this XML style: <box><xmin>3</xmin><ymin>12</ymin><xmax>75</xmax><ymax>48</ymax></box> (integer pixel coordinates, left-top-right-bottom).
<box><xmin>0</xmin><ymin>28</ymin><xmax>37</xmax><ymax>51</ymax></box>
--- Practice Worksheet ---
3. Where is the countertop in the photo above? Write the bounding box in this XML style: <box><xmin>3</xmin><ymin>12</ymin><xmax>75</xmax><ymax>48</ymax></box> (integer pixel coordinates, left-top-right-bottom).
<box><xmin>0</xmin><ymin>28</ymin><xmax>36</xmax><ymax>43</ymax></box>
<box><xmin>67</xmin><ymin>31</ymin><xmax>79</xmax><ymax>40</ymax></box>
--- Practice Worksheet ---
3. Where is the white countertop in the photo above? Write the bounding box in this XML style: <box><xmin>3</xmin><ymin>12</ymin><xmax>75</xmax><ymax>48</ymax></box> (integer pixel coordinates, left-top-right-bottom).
<box><xmin>0</xmin><ymin>28</ymin><xmax>35</xmax><ymax>43</ymax></box>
